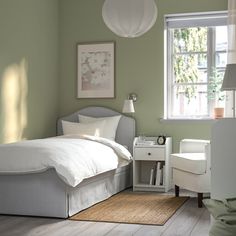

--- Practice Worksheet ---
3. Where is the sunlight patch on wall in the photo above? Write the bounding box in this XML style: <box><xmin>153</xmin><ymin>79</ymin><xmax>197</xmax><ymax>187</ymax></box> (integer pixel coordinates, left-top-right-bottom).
<box><xmin>1</xmin><ymin>59</ymin><xmax>28</xmax><ymax>143</ymax></box>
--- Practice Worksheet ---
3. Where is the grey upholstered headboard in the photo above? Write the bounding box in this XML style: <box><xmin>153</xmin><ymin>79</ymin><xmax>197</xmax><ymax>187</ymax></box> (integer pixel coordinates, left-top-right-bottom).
<box><xmin>57</xmin><ymin>106</ymin><xmax>136</xmax><ymax>154</ymax></box>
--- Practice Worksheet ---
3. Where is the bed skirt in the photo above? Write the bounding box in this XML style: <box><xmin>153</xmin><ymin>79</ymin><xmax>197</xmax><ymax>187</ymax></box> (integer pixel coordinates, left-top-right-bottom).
<box><xmin>0</xmin><ymin>164</ymin><xmax>131</xmax><ymax>218</ymax></box>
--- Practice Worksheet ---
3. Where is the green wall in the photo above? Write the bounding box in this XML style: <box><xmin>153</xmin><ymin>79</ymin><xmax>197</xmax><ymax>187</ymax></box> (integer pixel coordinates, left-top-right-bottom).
<box><xmin>0</xmin><ymin>0</ymin><xmax>227</xmax><ymax>151</ymax></box>
<box><xmin>0</xmin><ymin>0</ymin><xmax>59</xmax><ymax>143</ymax></box>
<box><xmin>59</xmin><ymin>0</ymin><xmax>227</xmax><ymax>151</ymax></box>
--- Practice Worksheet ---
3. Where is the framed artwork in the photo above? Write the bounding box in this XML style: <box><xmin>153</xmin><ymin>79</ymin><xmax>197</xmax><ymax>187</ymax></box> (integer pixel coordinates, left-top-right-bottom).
<box><xmin>77</xmin><ymin>42</ymin><xmax>115</xmax><ymax>98</ymax></box>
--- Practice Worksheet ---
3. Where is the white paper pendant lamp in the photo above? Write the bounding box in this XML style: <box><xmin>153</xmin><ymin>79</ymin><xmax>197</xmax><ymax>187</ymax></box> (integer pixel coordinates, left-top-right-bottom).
<box><xmin>102</xmin><ymin>0</ymin><xmax>158</xmax><ymax>38</ymax></box>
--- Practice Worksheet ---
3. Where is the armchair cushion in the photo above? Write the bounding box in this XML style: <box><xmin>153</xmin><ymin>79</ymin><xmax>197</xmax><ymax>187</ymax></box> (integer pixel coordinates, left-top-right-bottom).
<box><xmin>171</xmin><ymin>153</ymin><xmax>206</xmax><ymax>175</ymax></box>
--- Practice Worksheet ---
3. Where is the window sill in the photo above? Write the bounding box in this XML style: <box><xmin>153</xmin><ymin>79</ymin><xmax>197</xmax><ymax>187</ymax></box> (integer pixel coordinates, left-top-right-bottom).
<box><xmin>160</xmin><ymin>118</ymin><xmax>218</xmax><ymax>124</ymax></box>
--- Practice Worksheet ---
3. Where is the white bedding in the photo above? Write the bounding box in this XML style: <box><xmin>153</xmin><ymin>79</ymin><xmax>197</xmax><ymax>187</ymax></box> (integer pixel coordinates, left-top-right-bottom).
<box><xmin>0</xmin><ymin>135</ymin><xmax>132</xmax><ymax>187</ymax></box>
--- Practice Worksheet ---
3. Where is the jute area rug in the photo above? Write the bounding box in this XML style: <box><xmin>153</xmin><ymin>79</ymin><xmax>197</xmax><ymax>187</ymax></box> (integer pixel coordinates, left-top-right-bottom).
<box><xmin>70</xmin><ymin>191</ymin><xmax>189</xmax><ymax>225</ymax></box>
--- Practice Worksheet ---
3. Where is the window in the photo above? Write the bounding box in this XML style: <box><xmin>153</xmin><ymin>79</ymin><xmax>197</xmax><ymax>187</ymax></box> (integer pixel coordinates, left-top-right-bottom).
<box><xmin>165</xmin><ymin>12</ymin><xmax>228</xmax><ymax>119</ymax></box>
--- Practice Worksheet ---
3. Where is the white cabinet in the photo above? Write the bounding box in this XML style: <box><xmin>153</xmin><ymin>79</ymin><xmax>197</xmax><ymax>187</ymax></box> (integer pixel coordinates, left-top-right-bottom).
<box><xmin>211</xmin><ymin>119</ymin><xmax>236</xmax><ymax>200</ymax></box>
<box><xmin>133</xmin><ymin>137</ymin><xmax>172</xmax><ymax>192</ymax></box>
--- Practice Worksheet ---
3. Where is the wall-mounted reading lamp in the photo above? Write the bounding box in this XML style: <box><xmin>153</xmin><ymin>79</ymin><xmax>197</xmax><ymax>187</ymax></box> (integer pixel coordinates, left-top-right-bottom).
<box><xmin>122</xmin><ymin>93</ymin><xmax>137</xmax><ymax>113</ymax></box>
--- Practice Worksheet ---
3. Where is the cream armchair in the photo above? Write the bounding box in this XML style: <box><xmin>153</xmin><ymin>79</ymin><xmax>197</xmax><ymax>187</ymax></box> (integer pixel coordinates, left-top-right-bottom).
<box><xmin>171</xmin><ymin>139</ymin><xmax>211</xmax><ymax>208</ymax></box>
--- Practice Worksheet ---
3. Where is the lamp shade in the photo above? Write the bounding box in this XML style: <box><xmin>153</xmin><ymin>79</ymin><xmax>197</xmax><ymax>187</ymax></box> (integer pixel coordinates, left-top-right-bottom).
<box><xmin>122</xmin><ymin>100</ymin><xmax>135</xmax><ymax>113</ymax></box>
<box><xmin>102</xmin><ymin>0</ymin><xmax>158</xmax><ymax>38</ymax></box>
<box><xmin>221</xmin><ymin>64</ymin><xmax>236</xmax><ymax>91</ymax></box>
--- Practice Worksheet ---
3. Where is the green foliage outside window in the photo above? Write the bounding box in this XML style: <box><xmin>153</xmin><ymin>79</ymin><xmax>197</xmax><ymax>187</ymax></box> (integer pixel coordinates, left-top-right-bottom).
<box><xmin>173</xmin><ymin>27</ymin><xmax>207</xmax><ymax>103</ymax></box>
<box><xmin>208</xmin><ymin>68</ymin><xmax>225</xmax><ymax>103</ymax></box>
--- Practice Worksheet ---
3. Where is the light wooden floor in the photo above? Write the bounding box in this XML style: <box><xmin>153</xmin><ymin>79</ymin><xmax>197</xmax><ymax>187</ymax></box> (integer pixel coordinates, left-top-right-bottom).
<box><xmin>0</xmin><ymin>194</ymin><xmax>210</xmax><ymax>236</ymax></box>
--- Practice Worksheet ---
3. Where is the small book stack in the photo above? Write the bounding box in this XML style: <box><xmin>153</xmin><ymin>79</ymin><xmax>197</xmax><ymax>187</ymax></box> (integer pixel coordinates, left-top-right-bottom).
<box><xmin>149</xmin><ymin>161</ymin><xmax>165</xmax><ymax>186</ymax></box>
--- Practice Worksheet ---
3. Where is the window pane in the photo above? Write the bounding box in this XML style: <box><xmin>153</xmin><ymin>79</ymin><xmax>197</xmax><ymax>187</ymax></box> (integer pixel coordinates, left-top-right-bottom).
<box><xmin>216</xmin><ymin>52</ymin><xmax>227</xmax><ymax>67</ymax></box>
<box><xmin>215</xmin><ymin>26</ymin><xmax>227</xmax><ymax>51</ymax></box>
<box><xmin>173</xmin><ymin>54</ymin><xmax>207</xmax><ymax>83</ymax></box>
<box><xmin>208</xmin><ymin>68</ymin><xmax>226</xmax><ymax>101</ymax></box>
<box><xmin>173</xmin><ymin>27</ymin><xmax>207</xmax><ymax>53</ymax></box>
<box><xmin>172</xmin><ymin>85</ymin><xmax>208</xmax><ymax>117</ymax></box>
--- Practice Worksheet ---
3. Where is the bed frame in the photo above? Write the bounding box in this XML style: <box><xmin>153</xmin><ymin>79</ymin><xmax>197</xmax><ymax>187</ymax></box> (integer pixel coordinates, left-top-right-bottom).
<box><xmin>0</xmin><ymin>107</ymin><xmax>135</xmax><ymax>218</ymax></box>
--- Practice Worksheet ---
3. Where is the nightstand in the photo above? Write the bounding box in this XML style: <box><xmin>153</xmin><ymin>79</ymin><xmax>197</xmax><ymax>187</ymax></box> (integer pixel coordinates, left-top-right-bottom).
<box><xmin>133</xmin><ymin>137</ymin><xmax>172</xmax><ymax>192</ymax></box>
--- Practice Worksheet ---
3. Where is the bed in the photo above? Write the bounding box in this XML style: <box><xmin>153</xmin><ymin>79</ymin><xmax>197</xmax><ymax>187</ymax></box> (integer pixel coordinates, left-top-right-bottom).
<box><xmin>0</xmin><ymin>106</ymin><xmax>135</xmax><ymax>218</ymax></box>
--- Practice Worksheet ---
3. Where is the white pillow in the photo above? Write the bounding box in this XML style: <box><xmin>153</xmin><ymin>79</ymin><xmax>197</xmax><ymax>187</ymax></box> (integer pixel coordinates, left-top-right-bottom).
<box><xmin>62</xmin><ymin>120</ymin><xmax>106</xmax><ymax>137</ymax></box>
<box><xmin>78</xmin><ymin>114</ymin><xmax>121</xmax><ymax>140</ymax></box>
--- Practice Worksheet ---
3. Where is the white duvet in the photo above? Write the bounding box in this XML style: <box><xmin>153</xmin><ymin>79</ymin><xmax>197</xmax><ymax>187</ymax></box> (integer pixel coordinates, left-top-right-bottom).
<box><xmin>0</xmin><ymin>135</ymin><xmax>132</xmax><ymax>187</ymax></box>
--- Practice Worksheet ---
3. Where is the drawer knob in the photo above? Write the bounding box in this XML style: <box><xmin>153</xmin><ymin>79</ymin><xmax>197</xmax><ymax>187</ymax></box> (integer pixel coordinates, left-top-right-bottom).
<box><xmin>148</xmin><ymin>152</ymin><xmax>151</xmax><ymax>156</ymax></box>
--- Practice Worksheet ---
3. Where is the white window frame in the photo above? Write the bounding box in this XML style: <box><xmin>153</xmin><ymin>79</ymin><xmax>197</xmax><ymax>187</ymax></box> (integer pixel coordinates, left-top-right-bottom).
<box><xmin>164</xmin><ymin>11</ymin><xmax>227</xmax><ymax>120</ymax></box>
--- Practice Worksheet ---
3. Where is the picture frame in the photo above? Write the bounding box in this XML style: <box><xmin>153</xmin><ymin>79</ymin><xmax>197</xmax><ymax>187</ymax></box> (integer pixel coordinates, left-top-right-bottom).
<box><xmin>77</xmin><ymin>42</ymin><xmax>115</xmax><ymax>98</ymax></box>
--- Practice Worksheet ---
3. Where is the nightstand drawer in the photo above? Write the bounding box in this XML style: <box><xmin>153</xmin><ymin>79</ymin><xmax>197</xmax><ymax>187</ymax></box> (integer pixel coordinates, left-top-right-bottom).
<box><xmin>134</xmin><ymin>148</ymin><xmax>165</xmax><ymax>161</ymax></box>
